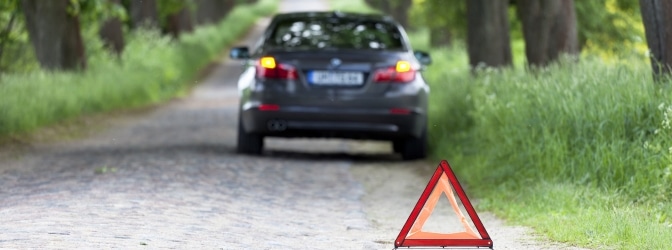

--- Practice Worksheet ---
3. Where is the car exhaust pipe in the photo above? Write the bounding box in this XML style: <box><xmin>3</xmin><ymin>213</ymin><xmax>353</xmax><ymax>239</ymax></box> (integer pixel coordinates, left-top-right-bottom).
<box><xmin>267</xmin><ymin>119</ymin><xmax>287</xmax><ymax>131</ymax></box>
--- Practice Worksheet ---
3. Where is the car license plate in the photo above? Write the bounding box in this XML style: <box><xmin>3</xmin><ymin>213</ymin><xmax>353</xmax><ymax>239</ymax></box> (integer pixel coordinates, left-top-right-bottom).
<box><xmin>308</xmin><ymin>71</ymin><xmax>364</xmax><ymax>86</ymax></box>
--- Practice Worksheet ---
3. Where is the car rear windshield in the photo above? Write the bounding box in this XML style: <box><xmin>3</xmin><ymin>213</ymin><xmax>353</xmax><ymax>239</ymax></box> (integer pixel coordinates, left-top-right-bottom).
<box><xmin>266</xmin><ymin>17</ymin><xmax>406</xmax><ymax>51</ymax></box>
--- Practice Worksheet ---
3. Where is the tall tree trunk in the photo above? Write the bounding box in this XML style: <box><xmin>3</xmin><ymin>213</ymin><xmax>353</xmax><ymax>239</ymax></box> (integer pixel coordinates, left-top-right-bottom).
<box><xmin>517</xmin><ymin>0</ymin><xmax>558</xmax><ymax>67</ymax></box>
<box><xmin>392</xmin><ymin>0</ymin><xmax>413</xmax><ymax>30</ymax></box>
<box><xmin>221</xmin><ymin>0</ymin><xmax>236</xmax><ymax>21</ymax></box>
<box><xmin>195</xmin><ymin>0</ymin><xmax>235</xmax><ymax>26</ymax></box>
<box><xmin>179</xmin><ymin>7</ymin><xmax>194</xmax><ymax>33</ymax></box>
<box><xmin>166</xmin><ymin>8</ymin><xmax>194</xmax><ymax>39</ymax></box>
<box><xmin>365</xmin><ymin>0</ymin><xmax>391</xmax><ymax>13</ymax></box>
<box><xmin>195</xmin><ymin>0</ymin><xmax>218</xmax><ymax>25</ymax></box>
<box><xmin>99</xmin><ymin>0</ymin><xmax>125</xmax><ymax>55</ymax></box>
<box><xmin>640</xmin><ymin>0</ymin><xmax>672</xmax><ymax>82</ymax></box>
<box><xmin>517</xmin><ymin>0</ymin><xmax>579</xmax><ymax>68</ymax></box>
<box><xmin>552</xmin><ymin>0</ymin><xmax>579</xmax><ymax>58</ymax></box>
<box><xmin>365</xmin><ymin>0</ymin><xmax>412</xmax><ymax>29</ymax></box>
<box><xmin>195</xmin><ymin>0</ymin><xmax>236</xmax><ymax>25</ymax></box>
<box><xmin>130</xmin><ymin>0</ymin><xmax>159</xmax><ymax>29</ymax></box>
<box><xmin>466</xmin><ymin>0</ymin><xmax>512</xmax><ymax>70</ymax></box>
<box><xmin>22</xmin><ymin>0</ymin><xmax>86</xmax><ymax>71</ymax></box>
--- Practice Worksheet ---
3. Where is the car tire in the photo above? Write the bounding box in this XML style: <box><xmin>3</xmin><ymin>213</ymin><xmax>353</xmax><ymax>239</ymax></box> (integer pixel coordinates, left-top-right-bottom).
<box><xmin>400</xmin><ymin>127</ymin><xmax>427</xmax><ymax>161</ymax></box>
<box><xmin>392</xmin><ymin>140</ymin><xmax>403</xmax><ymax>153</ymax></box>
<box><xmin>237</xmin><ymin>117</ymin><xmax>263</xmax><ymax>155</ymax></box>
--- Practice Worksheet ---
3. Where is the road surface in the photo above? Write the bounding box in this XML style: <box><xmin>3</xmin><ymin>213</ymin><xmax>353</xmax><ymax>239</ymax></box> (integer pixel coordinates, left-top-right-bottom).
<box><xmin>0</xmin><ymin>0</ymin><xmax>585</xmax><ymax>249</ymax></box>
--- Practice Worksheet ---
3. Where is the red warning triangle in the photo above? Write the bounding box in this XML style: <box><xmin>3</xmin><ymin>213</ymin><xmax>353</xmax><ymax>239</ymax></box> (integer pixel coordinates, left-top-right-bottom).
<box><xmin>395</xmin><ymin>160</ymin><xmax>493</xmax><ymax>249</ymax></box>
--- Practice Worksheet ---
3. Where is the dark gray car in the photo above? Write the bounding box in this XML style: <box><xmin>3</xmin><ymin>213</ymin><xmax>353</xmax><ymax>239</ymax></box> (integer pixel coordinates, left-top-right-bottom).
<box><xmin>229</xmin><ymin>11</ymin><xmax>432</xmax><ymax>160</ymax></box>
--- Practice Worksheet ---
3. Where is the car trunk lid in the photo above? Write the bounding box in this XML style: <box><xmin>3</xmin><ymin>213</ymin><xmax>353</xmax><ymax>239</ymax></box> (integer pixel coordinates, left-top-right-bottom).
<box><xmin>266</xmin><ymin>49</ymin><xmax>406</xmax><ymax>98</ymax></box>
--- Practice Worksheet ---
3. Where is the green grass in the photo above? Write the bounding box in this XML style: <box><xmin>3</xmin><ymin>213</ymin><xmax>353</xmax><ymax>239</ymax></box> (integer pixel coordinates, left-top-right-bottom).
<box><xmin>0</xmin><ymin>0</ymin><xmax>277</xmax><ymax>137</ymax></box>
<box><xmin>423</xmin><ymin>43</ymin><xmax>672</xmax><ymax>249</ymax></box>
<box><xmin>331</xmin><ymin>0</ymin><xmax>672</xmax><ymax>248</ymax></box>
<box><xmin>477</xmin><ymin>183</ymin><xmax>672</xmax><ymax>249</ymax></box>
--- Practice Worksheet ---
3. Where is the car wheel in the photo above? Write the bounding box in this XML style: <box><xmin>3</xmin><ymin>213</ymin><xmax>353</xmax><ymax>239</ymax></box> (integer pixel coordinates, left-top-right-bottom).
<box><xmin>392</xmin><ymin>140</ymin><xmax>403</xmax><ymax>153</ymax></box>
<box><xmin>400</xmin><ymin>127</ymin><xmax>427</xmax><ymax>160</ymax></box>
<box><xmin>237</xmin><ymin>117</ymin><xmax>263</xmax><ymax>155</ymax></box>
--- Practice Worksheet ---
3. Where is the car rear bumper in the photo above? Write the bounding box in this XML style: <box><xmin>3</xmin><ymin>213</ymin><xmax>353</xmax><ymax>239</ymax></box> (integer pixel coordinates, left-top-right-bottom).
<box><xmin>240</xmin><ymin>105</ymin><xmax>426</xmax><ymax>140</ymax></box>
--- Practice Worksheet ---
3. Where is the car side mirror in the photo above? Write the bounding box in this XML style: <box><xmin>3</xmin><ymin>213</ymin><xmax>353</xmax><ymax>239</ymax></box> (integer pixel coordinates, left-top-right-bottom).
<box><xmin>414</xmin><ymin>50</ymin><xmax>432</xmax><ymax>66</ymax></box>
<box><xmin>230</xmin><ymin>46</ymin><xmax>250</xmax><ymax>59</ymax></box>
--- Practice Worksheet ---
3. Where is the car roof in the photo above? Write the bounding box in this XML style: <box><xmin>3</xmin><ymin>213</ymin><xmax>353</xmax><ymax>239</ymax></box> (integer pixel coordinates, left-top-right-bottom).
<box><xmin>271</xmin><ymin>11</ymin><xmax>397</xmax><ymax>24</ymax></box>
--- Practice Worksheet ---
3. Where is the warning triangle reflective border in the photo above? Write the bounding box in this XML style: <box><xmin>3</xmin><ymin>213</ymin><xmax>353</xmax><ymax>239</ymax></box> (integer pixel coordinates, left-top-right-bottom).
<box><xmin>394</xmin><ymin>160</ymin><xmax>493</xmax><ymax>249</ymax></box>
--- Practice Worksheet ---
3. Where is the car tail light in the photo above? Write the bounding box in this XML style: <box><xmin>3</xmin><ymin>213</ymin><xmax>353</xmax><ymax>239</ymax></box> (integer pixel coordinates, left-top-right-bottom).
<box><xmin>259</xmin><ymin>104</ymin><xmax>280</xmax><ymax>111</ymax></box>
<box><xmin>256</xmin><ymin>56</ymin><xmax>297</xmax><ymax>80</ymax></box>
<box><xmin>373</xmin><ymin>61</ymin><xmax>416</xmax><ymax>83</ymax></box>
<box><xmin>390</xmin><ymin>108</ymin><xmax>411</xmax><ymax>115</ymax></box>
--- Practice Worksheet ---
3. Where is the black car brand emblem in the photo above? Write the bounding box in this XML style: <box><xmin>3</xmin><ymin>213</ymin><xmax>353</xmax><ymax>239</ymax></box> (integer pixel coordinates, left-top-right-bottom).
<box><xmin>330</xmin><ymin>58</ymin><xmax>342</xmax><ymax>68</ymax></box>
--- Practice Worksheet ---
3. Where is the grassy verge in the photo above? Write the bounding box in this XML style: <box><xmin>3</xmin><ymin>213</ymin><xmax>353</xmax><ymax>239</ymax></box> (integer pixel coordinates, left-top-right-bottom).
<box><xmin>0</xmin><ymin>0</ymin><xmax>277</xmax><ymax>138</ymax></box>
<box><xmin>425</xmin><ymin>44</ymin><xmax>672</xmax><ymax>249</ymax></box>
<box><xmin>331</xmin><ymin>0</ymin><xmax>672</xmax><ymax>249</ymax></box>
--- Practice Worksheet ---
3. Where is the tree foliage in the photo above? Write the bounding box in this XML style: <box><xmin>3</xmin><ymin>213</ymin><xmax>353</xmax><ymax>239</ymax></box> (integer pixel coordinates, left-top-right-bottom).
<box><xmin>70</xmin><ymin>0</ymin><xmax>128</xmax><ymax>26</ymax></box>
<box><xmin>0</xmin><ymin>0</ymin><xmax>36</xmax><ymax>72</ymax></box>
<box><xmin>364</xmin><ymin>0</ymin><xmax>413</xmax><ymax>29</ymax></box>
<box><xmin>0</xmin><ymin>0</ymin><xmax>247</xmax><ymax>74</ymax></box>
<box><xmin>412</xmin><ymin>0</ymin><xmax>466</xmax><ymax>36</ymax></box>
<box><xmin>410</xmin><ymin>0</ymin><xmax>466</xmax><ymax>47</ymax></box>
<box><xmin>409</xmin><ymin>0</ymin><xmax>643</xmax><ymax>57</ymax></box>
<box><xmin>574</xmin><ymin>0</ymin><xmax>644</xmax><ymax>54</ymax></box>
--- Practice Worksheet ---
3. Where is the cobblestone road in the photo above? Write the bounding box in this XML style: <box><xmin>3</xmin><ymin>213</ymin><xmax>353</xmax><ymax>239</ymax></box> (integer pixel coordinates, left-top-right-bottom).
<box><xmin>0</xmin><ymin>1</ymin><xmax>377</xmax><ymax>249</ymax></box>
<box><xmin>0</xmin><ymin>1</ymin><xmax>587</xmax><ymax>249</ymax></box>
